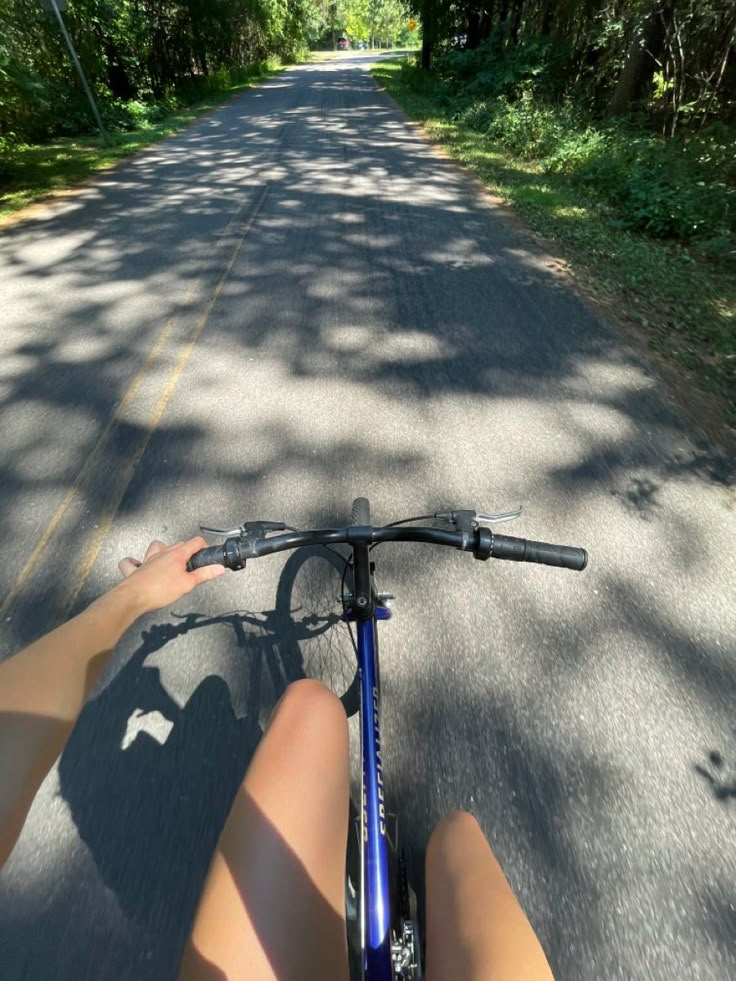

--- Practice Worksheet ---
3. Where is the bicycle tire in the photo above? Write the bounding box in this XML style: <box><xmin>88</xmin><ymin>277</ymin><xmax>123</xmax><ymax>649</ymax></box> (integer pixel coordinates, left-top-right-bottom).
<box><xmin>351</xmin><ymin>497</ymin><xmax>371</xmax><ymax>526</ymax></box>
<box><xmin>275</xmin><ymin>544</ymin><xmax>360</xmax><ymax>716</ymax></box>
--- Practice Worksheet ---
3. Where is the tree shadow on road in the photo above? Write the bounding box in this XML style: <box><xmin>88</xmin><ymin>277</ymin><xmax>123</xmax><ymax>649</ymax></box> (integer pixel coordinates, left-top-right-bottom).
<box><xmin>1</xmin><ymin>58</ymin><xmax>735</xmax><ymax>981</ymax></box>
<box><xmin>695</xmin><ymin>733</ymin><xmax>736</xmax><ymax>802</ymax></box>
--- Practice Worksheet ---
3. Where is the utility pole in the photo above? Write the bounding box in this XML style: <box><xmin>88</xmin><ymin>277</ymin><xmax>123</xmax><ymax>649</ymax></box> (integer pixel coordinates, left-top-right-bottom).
<box><xmin>41</xmin><ymin>0</ymin><xmax>109</xmax><ymax>144</ymax></box>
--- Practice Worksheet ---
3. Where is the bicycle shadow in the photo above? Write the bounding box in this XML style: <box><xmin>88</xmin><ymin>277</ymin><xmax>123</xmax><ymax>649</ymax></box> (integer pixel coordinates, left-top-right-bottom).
<box><xmin>55</xmin><ymin>596</ymin><xmax>340</xmax><ymax>977</ymax></box>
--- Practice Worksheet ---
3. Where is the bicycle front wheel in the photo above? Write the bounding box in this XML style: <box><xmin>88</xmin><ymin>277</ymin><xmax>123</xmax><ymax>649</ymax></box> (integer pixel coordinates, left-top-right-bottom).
<box><xmin>275</xmin><ymin>544</ymin><xmax>360</xmax><ymax>716</ymax></box>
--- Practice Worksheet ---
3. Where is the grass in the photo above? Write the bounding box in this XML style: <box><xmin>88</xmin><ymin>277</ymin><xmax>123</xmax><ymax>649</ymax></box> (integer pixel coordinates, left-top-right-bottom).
<box><xmin>0</xmin><ymin>62</ymin><xmax>285</xmax><ymax>222</ymax></box>
<box><xmin>309</xmin><ymin>46</ymin><xmax>419</xmax><ymax>62</ymax></box>
<box><xmin>372</xmin><ymin>58</ymin><xmax>736</xmax><ymax>430</ymax></box>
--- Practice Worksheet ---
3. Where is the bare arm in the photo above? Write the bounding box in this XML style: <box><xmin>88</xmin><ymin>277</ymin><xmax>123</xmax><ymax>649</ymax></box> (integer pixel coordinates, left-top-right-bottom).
<box><xmin>0</xmin><ymin>538</ymin><xmax>224</xmax><ymax>869</ymax></box>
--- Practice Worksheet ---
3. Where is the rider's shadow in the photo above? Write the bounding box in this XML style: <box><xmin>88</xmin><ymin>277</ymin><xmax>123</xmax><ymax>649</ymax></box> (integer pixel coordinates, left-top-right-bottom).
<box><xmin>58</xmin><ymin>611</ymin><xmax>290</xmax><ymax>973</ymax></box>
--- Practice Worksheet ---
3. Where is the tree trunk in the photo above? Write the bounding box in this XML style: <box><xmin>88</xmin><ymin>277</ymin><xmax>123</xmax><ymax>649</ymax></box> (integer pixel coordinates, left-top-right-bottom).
<box><xmin>480</xmin><ymin>2</ymin><xmax>495</xmax><ymax>42</ymax></box>
<box><xmin>421</xmin><ymin>0</ymin><xmax>436</xmax><ymax>69</ymax></box>
<box><xmin>104</xmin><ymin>42</ymin><xmax>136</xmax><ymax>99</ymax></box>
<box><xmin>540</xmin><ymin>0</ymin><xmax>553</xmax><ymax>36</ymax></box>
<box><xmin>608</xmin><ymin>0</ymin><xmax>670</xmax><ymax>116</ymax></box>
<box><xmin>467</xmin><ymin>7</ymin><xmax>482</xmax><ymax>49</ymax></box>
<box><xmin>467</xmin><ymin>1</ymin><xmax>495</xmax><ymax>48</ymax></box>
<box><xmin>421</xmin><ymin>35</ymin><xmax>432</xmax><ymax>69</ymax></box>
<box><xmin>699</xmin><ymin>14</ymin><xmax>736</xmax><ymax>127</ymax></box>
<box><xmin>509</xmin><ymin>0</ymin><xmax>523</xmax><ymax>45</ymax></box>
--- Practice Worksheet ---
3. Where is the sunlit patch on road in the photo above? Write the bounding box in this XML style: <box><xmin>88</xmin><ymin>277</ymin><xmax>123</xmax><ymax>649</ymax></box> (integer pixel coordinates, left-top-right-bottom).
<box><xmin>121</xmin><ymin>708</ymin><xmax>174</xmax><ymax>751</ymax></box>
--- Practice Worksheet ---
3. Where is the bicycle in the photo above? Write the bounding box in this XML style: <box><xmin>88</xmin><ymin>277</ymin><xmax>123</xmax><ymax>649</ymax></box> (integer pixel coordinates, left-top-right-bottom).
<box><xmin>187</xmin><ymin>498</ymin><xmax>588</xmax><ymax>980</ymax></box>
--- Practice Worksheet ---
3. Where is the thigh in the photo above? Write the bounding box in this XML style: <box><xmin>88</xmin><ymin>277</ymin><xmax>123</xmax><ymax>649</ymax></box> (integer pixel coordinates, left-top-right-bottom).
<box><xmin>180</xmin><ymin>680</ymin><xmax>351</xmax><ymax>981</ymax></box>
<box><xmin>425</xmin><ymin>811</ymin><xmax>555</xmax><ymax>981</ymax></box>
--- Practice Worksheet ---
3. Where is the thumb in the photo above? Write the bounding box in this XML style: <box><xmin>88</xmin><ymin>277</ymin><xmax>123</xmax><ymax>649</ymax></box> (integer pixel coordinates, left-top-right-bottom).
<box><xmin>118</xmin><ymin>557</ymin><xmax>142</xmax><ymax>578</ymax></box>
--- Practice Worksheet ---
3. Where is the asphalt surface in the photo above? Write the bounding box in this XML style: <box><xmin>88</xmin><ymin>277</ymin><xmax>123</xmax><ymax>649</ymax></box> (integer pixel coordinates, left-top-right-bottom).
<box><xmin>1</xmin><ymin>53</ymin><xmax>735</xmax><ymax>980</ymax></box>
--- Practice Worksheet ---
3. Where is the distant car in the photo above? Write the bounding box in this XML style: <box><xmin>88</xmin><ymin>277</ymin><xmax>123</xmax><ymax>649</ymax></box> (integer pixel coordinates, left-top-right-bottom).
<box><xmin>336</xmin><ymin>37</ymin><xmax>350</xmax><ymax>50</ymax></box>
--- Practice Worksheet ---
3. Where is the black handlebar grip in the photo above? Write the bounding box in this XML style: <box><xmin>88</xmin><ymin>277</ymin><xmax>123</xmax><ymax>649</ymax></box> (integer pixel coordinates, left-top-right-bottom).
<box><xmin>491</xmin><ymin>534</ymin><xmax>588</xmax><ymax>571</ymax></box>
<box><xmin>186</xmin><ymin>545</ymin><xmax>226</xmax><ymax>572</ymax></box>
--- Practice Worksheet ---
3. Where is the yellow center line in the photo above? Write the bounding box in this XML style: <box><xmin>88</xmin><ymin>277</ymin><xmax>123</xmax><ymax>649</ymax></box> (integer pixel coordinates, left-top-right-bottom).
<box><xmin>61</xmin><ymin>183</ymin><xmax>272</xmax><ymax>615</ymax></box>
<box><xmin>1</xmin><ymin>183</ymin><xmax>270</xmax><ymax>623</ymax></box>
<box><xmin>0</xmin><ymin>296</ymin><xmax>190</xmax><ymax>623</ymax></box>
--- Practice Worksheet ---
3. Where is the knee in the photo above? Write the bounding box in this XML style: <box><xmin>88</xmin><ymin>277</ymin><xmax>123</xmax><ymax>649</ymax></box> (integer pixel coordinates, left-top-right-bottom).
<box><xmin>427</xmin><ymin>810</ymin><xmax>483</xmax><ymax>864</ymax></box>
<box><xmin>432</xmin><ymin>809</ymin><xmax>482</xmax><ymax>841</ymax></box>
<box><xmin>279</xmin><ymin>678</ymin><xmax>345</xmax><ymax>716</ymax></box>
<box><xmin>270</xmin><ymin>679</ymin><xmax>348</xmax><ymax>744</ymax></box>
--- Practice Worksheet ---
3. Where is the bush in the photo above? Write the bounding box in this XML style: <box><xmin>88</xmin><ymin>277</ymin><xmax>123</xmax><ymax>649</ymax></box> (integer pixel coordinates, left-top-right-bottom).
<box><xmin>175</xmin><ymin>60</ymin><xmax>281</xmax><ymax>105</ymax></box>
<box><xmin>457</xmin><ymin>100</ymin><xmax>496</xmax><ymax>131</ymax></box>
<box><xmin>0</xmin><ymin>134</ymin><xmax>24</xmax><ymax>178</ymax></box>
<box><xmin>548</xmin><ymin>124</ymin><xmax>735</xmax><ymax>241</ymax></box>
<box><xmin>100</xmin><ymin>99</ymin><xmax>170</xmax><ymax>132</ymax></box>
<box><xmin>458</xmin><ymin>91</ymin><xmax>587</xmax><ymax>160</ymax></box>
<box><xmin>437</xmin><ymin>47</ymin><xmax>735</xmax><ymax>245</ymax></box>
<box><xmin>427</xmin><ymin>32</ymin><xmax>736</xmax><ymax>246</ymax></box>
<box><xmin>486</xmin><ymin>93</ymin><xmax>580</xmax><ymax>159</ymax></box>
<box><xmin>437</xmin><ymin>34</ymin><xmax>572</xmax><ymax>102</ymax></box>
<box><xmin>545</xmin><ymin>126</ymin><xmax>611</xmax><ymax>175</ymax></box>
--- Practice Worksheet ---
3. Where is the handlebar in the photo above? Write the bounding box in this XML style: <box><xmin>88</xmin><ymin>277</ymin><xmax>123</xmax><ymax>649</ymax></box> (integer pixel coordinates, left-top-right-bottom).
<box><xmin>488</xmin><ymin>534</ymin><xmax>588</xmax><ymax>570</ymax></box>
<box><xmin>186</xmin><ymin>525</ymin><xmax>587</xmax><ymax>573</ymax></box>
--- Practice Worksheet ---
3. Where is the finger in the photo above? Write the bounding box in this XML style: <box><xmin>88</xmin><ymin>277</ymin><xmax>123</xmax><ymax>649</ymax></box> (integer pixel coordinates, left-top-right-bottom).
<box><xmin>118</xmin><ymin>557</ymin><xmax>142</xmax><ymax>578</ymax></box>
<box><xmin>181</xmin><ymin>536</ymin><xmax>210</xmax><ymax>558</ymax></box>
<box><xmin>143</xmin><ymin>540</ymin><xmax>168</xmax><ymax>561</ymax></box>
<box><xmin>189</xmin><ymin>563</ymin><xmax>227</xmax><ymax>587</ymax></box>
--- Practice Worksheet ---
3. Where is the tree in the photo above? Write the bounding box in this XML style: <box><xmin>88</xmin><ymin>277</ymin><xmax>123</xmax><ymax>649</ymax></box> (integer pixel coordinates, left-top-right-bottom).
<box><xmin>411</xmin><ymin>0</ymin><xmax>736</xmax><ymax>132</ymax></box>
<box><xmin>607</xmin><ymin>0</ymin><xmax>671</xmax><ymax>116</ymax></box>
<box><xmin>1</xmin><ymin>0</ymin><xmax>320</xmax><ymax>148</ymax></box>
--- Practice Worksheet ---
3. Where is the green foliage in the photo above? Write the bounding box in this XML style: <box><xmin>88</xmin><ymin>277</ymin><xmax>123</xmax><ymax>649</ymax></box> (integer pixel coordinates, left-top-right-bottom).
<box><xmin>417</xmin><ymin>0</ymin><xmax>736</xmax><ymax>134</ymax></box>
<box><xmin>342</xmin><ymin>0</ymin><xmax>409</xmax><ymax>45</ymax></box>
<box><xmin>0</xmin><ymin>0</ymin><xmax>311</xmax><ymax>150</ymax></box>
<box><xmin>0</xmin><ymin>59</ymin><xmax>285</xmax><ymax>219</ymax></box>
<box><xmin>459</xmin><ymin>92</ymin><xmax>582</xmax><ymax>159</ymax></box>
<box><xmin>548</xmin><ymin>124</ymin><xmax>735</xmax><ymax>241</ymax></box>
<box><xmin>420</xmin><ymin>35</ymin><xmax>736</xmax><ymax>247</ymax></box>
<box><xmin>395</xmin><ymin>53</ymin><xmax>447</xmax><ymax>98</ymax></box>
<box><xmin>437</xmin><ymin>34</ymin><xmax>572</xmax><ymax>102</ymax></box>
<box><xmin>99</xmin><ymin>99</ymin><xmax>170</xmax><ymax>132</ymax></box>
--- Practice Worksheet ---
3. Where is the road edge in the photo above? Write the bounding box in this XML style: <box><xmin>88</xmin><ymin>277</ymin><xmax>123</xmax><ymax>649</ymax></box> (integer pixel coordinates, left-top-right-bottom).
<box><xmin>370</xmin><ymin>67</ymin><xmax>736</xmax><ymax>474</ymax></box>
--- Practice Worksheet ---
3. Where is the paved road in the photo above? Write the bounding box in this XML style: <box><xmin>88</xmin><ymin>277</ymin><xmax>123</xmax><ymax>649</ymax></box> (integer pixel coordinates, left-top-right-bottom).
<box><xmin>1</xmin><ymin>53</ymin><xmax>735</xmax><ymax>980</ymax></box>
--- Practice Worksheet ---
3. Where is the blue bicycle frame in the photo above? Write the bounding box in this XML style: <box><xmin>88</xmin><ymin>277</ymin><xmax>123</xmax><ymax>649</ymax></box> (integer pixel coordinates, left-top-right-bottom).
<box><xmin>356</xmin><ymin>614</ymin><xmax>393</xmax><ymax>979</ymax></box>
<box><xmin>185</xmin><ymin>499</ymin><xmax>587</xmax><ymax>980</ymax></box>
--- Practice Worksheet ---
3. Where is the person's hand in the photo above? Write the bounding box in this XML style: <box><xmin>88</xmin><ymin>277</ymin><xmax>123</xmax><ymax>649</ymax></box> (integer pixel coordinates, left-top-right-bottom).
<box><xmin>116</xmin><ymin>538</ymin><xmax>225</xmax><ymax>614</ymax></box>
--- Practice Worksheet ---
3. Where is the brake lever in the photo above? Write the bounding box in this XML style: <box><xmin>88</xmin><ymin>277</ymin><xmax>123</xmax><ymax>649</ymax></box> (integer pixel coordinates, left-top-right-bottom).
<box><xmin>435</xmin><ymin>507</ymin><xmax>523</xmax><ymax>533</ymax></box>
<box><xmin>200</xmin><ymin>523</ymin><xmax>244</xmax><ymax>537</ymax></box>
<box><xmin>476</xmin><ymin>507</ymin><xmax>523</xmax><ymax>524</ymax></box>
<box><xmin>200</xmin><ymin>520</ymin><xmax>287</xmax><ymax>538</ymax></box>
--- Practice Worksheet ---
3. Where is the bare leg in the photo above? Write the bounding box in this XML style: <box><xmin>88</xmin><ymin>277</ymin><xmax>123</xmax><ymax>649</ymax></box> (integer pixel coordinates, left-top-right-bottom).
<box><xmin>180</xmin><ymin>680</ymin><xmax>350</xmax><ymax>981</ymax></box>
<box><xmin>425</xmin><ymin>811</ymin><xmax>554</xmax><ymax>981</ymax></box>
